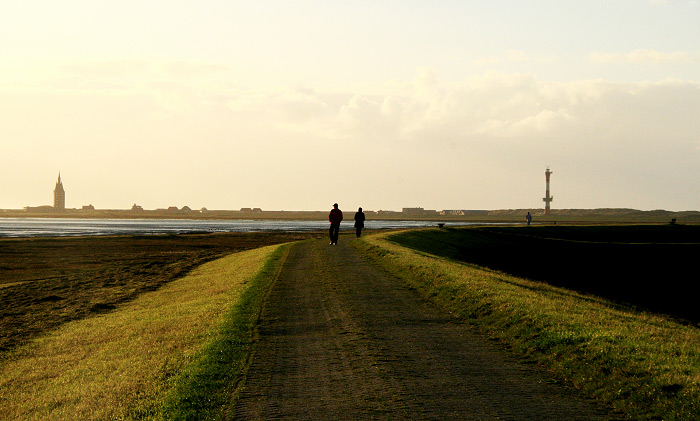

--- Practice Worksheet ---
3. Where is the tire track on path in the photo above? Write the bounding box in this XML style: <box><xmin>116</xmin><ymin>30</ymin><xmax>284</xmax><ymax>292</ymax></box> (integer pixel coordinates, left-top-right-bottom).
<box><xmin>233</xmin><ymin>238</ymin><xmax>617</xmax><ymax>419</ymax></box>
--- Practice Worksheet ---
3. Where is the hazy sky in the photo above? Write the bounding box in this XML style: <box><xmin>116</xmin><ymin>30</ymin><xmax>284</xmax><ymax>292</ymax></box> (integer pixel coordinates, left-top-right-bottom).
<box><xmin>2</xmin><ymin>1</ymin><xmax>699</xmax><ymax>211</ymax></box>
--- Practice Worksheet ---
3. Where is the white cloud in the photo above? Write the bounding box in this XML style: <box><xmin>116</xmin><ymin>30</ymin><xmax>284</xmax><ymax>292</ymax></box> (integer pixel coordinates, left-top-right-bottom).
<box><xmin>474</xmin><ymin>51</ymin><xmax>559</xmax><ymax>67</ymax></box>
<box><xmin>3</xmin><ymin>62</ymin><xmax>700</xmax><ymax>211</ymax></box>
<box><xmin>589</xmin><ymin>49</ymin><xmax>700</xmax><ymax>64</ymax></box>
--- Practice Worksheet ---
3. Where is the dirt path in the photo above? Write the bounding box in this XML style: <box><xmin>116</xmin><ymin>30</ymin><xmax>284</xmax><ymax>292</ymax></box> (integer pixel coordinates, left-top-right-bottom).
<box><xmin>232</xmin><ymin>238</ymin><xmax>617</xmax><ymax>419</ymax></box>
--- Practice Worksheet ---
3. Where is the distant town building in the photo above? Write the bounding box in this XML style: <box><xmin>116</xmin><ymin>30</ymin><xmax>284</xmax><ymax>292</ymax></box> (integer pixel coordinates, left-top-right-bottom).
<box><xmin>440</xmin><ymin>210</ymin><xmax>466</xmax><ymax>216</ymax></box>
<box><xmin>24</xmin><ymin>205</ymin><xmax>54</xmax><ymax>213</ymax></box>
<box><xmin>25</xmin><ymin>174</ymin><xmax>67</xmax><ymax>212</ymax></box>
<box><xmin>132</xmin><ymin>204</ymin><xmax>144</xmax><ymax>211</ymax></box>
<box><xmin>82</xmin><ymin>204</ymin><xmax>95</xmax><ymax>211</ymax></box>
<box><xmin>54</xmin><ymin>173</ymin><xmax>65</xmax><ymax>210</ymax></box>
<box><xmin>200</xmin><ymin>207</ymin><xmax>208</xmax><ymax>213</ymax></box>
<box><xmin>181</xmin><ymin>206</ymin><xmax>192</xmax><ymax>212</ymax></box>
<box><xmin>402</xmin><ymin>207</ymin><xmax>438</xmax><ymax>216</ymax></box>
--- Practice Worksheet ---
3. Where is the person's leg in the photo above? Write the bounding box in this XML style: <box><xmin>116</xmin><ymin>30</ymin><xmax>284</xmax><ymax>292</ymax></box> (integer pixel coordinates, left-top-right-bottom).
<box><xmin>329</xmin><ymin>225</ymin><xmax>335</xmax><ymax>244</ymax></box>
<box><xmin>330</xmin><ymin>224</ymin><xmax>339</xmax><ymax>244</ymax></box>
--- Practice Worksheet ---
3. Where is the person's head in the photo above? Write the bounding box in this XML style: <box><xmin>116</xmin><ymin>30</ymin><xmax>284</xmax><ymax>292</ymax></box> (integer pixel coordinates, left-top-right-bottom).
<box><xmin>333</xmin><ymin>203</ymin><xmax>338</xmax><ymax>209</ymax></box>
<box><xmin>358</xmin><ymin>207</ymin><xmax>362</xmax><ymax>212</ymax></box>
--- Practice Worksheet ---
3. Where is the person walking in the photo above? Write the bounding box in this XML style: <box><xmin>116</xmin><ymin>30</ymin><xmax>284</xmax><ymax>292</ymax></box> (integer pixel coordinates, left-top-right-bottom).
<box><xmin>526</xmin><ymin>212</ymin><xmax>532</xmax><ymax>225</ymax></box>
<box><xmin>354</xmin><ymin>207</ymin><xmax>365</xmax><ymax>237</ymax></box>
<box><xmin>328</xmin><ymin>203</ymin><xmax>343</xmax><ymax>245</ymax></box>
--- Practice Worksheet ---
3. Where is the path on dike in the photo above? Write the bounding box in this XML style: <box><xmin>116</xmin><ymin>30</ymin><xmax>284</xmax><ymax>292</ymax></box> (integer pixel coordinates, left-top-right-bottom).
<box><xmin>232</xmin><ymin>238</ymin><xmax>617</xmax><ymax>420</ymax></box>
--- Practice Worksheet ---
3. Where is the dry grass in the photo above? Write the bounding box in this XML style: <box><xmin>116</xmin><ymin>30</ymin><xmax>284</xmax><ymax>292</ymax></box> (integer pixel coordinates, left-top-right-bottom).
<box><xmin>0</xmin><ymin>232</ymin><xmax>318</xmax><ymax>354</ymax></box>
<box><xmin>0</xmin><ymin>244</ymin><xmax>281</xmax><ymax>420</ymax></box>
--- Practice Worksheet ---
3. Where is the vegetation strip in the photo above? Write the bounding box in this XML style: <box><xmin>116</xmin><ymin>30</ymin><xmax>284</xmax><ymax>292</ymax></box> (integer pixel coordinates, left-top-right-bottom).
<box><xmin>355</xmin><ymin>229</ymin><xmax>700</xmax><ymax>420</ymax></box>
<box><xmin>0</xmin><ymin>243</ymin><xmax>287</xmax><ymax>420</ymax></box>
<box><xmin>160</xmin><ymin>243</ymin><xmax>290</xmax><ymax>419</ymax></box>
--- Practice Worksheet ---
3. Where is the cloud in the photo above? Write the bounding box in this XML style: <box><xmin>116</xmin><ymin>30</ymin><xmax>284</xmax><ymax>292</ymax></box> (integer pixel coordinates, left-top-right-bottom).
<box><xmin>589</xmin><ymin>49</ymin><xmax>700</xmax><ymax>64</ymax></box>
<box><xmin>474</xmin><ymin>50</ymin><xmax>559</xmax><ymax>67</ymax></box>
<box><xmin>3</xmin><ymin>61</ymin><xmax>700</xmax><ymax>210</ymax></box>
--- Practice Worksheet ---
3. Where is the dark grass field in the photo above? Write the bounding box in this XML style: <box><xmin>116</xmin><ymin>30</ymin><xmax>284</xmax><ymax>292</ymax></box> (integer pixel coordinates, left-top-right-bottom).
<box><xmin>0</xmin><ymin>232</ymin><xmax>320</xmax><ymax>355</ymax></box>
<box><xmin>388</xmin><ymin>225</ymin><xmax>700</xmax><ymax>324</ymax></box>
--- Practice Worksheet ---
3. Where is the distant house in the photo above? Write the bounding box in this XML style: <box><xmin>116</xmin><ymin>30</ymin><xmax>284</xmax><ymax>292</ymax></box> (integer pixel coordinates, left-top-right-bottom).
<box><xmin>82</xmin><ymin>204</ymin><xmax>95</xmax><ymax>211</ymax></box>
<box><xmin>200</xmin><ymin>207</ymin><xmax>208</xmax><ymax>213</ymax></box>
<box><xmin>440</xmin><ymin>210</ymin><xmax>465</xmax><ymax>216</ymax></box>
<box><xmin>24</xmin><ymin>205</ymin><xmax>54</xmax><ymax>213</ymax></box>
<box><xmin>167</xmin><ymin>206</ymin><xmax>179</xmax><ymax>212</ymax></box>
<box><xmin>251</xmin><ymin>208</ymin><xmax>263</xmax><ymax>213</ymax></box>
<box><xmin>132</xmin><ymin>204</ymin><xmax>144</xmax><ymax>211</ymax></box>
<box><xmin>402</xmin><ymin>207</ymin><xmax>437</xmax><ymax>216</ymax></box>
<box><xmin>181</xmin><ymin>206</ymin><xmax>192</xmax><ymax>212</ymax></box>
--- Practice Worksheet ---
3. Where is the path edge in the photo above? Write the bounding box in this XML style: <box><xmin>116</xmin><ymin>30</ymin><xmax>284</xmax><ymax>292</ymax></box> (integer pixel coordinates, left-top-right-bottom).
<box><xmin>159</xmin><ymin>242</ymin><xmax>294</xmax><ymax>419</ymax></box>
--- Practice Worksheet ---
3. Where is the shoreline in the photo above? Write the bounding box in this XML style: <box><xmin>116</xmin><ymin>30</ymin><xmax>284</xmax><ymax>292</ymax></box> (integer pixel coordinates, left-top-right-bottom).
<box><xmin>2</xmin><ymin>207</ymin><xmax>700</xmax><ymax>225</ymax></box>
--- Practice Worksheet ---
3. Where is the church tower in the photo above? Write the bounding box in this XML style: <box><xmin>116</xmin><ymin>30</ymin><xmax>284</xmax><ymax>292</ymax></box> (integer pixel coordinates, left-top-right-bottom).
<box><xmin>54</xmin><ymin>173</ymin><xmax>65</xmax><ymax>210</ymax></box>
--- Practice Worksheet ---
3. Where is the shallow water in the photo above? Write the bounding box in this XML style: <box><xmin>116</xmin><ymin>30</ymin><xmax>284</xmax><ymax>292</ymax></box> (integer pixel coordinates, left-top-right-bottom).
<box><xmin>0</xmin><ymin>217</ymin><xmax>476</xmax><ymax>238</ymax></box>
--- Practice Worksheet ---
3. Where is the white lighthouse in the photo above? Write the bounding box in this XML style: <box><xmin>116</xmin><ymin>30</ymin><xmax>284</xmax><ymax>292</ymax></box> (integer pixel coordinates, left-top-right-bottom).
<box><xmin>542</xmin><ymin>167</ymin><xmax>553</xmax><ymax>214</ymax></box>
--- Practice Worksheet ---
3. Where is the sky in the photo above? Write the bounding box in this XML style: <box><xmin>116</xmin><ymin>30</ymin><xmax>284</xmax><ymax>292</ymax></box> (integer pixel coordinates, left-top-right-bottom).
<box><xmin>2</xmin><ymin>0</ymin><xmax>700</xmax><ymax>212</ymax></box>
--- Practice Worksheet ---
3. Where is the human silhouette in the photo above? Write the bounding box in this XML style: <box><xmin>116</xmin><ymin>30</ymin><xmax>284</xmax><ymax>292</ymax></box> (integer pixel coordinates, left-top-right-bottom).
<box><xmin>354</xmin><ymin>207</ymin><xmax>365</xmax><ymax>237</ymax></box>
<box><xmin>526</xmin><ymin>212</ymin><xmax>532</xmax><ymax>225</ymax></box>
<box><xmin>328</xmin><ymin>203</ymin><xmax>343</xmax><ymax>245</ymax></box>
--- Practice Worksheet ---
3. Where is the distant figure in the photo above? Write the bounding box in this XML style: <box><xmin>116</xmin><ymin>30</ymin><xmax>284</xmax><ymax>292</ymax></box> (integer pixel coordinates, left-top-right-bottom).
<box><xmin>526</xmin><ymin>212</ymin><xmax>532</xmax><ymax>225</ymax></box>
<box><xmin>354</xmin><ymin>207</ymin><xmax>365</xmax><ymax>237</ymax></box>
<box><xmin>328</xmin><ymin>203</ymin><xmax>343</xmax><ymax>245</ymax></box>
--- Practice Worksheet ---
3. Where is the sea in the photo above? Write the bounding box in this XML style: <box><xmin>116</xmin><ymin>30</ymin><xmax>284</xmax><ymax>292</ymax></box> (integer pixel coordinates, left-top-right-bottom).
<box><xmin>0</xmin><ymin>218</ymin><xmax>477</xmax><ymax>238</ymax></box>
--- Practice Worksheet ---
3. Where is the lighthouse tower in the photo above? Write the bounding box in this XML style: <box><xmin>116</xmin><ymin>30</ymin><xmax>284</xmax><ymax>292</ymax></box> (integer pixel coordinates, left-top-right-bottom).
<box><xmin>542</xmin><ymin>167</ymin><xmax>553</xmax><ymax>214</ymax></box>
<box><xmin>54</xmin><ymin>173</ymin><xmax>65</xmax><ymax>210</ymax></box>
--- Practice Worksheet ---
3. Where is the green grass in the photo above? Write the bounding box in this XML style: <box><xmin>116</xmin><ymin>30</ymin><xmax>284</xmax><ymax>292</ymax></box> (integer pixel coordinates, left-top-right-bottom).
<box><xmin>0</xmin><ymin>243</ymin><xmax>288</xmax><ymax>420</ymax></box>
<box><xmin>355</xmin><ymin>229</ymin><xmax>700</xmax><ymax>420</ymax></box>
<box><xmin>159</xmin><ymin>243</ymin><xmax>289</xmax><ymax>419</ymax></box>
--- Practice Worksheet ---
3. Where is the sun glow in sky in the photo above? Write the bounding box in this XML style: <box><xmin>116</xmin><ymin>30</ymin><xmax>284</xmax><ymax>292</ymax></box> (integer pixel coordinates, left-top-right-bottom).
<box><xmin>2</xmin><ymin>1</ymin><xmax>700</xmax><ymax>211</ymax></box>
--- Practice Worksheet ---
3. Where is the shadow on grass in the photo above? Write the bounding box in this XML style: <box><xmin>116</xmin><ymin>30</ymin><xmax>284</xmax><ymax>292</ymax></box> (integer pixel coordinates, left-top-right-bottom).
<box><xmin>388</xmin><ymin>225</ymin><xmax>700</xmax><ymax>324</ymax></box>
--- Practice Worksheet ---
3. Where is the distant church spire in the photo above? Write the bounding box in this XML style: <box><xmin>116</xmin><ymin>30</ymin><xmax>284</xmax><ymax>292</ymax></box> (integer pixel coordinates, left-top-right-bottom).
<box><xmin>54</xmin><ymin>172</ymin><xmax>65</xmax><ymax>210</ymax></box>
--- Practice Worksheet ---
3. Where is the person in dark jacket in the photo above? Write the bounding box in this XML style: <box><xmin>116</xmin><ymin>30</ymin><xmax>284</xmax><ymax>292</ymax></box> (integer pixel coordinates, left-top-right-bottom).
<box><xmin>328</xmin><ymin>203</ymin><xmax>343</xmax><ymax>245</ymax></box>
<box><xmin>354</xmin><ymin>207</ymin><xmax>365</xmax><ymax>237</ymax></box>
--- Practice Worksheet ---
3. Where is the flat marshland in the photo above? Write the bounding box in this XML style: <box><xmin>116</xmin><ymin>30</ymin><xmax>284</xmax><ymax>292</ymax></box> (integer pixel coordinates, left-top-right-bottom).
<box><xmin>1</xmin><ymin>225</ymin><xmax>700</xmax><ymax>419</ymax></box>
<box><xmin>0</xmin><ymin>232</ymin><xmax>317</xmax><ymax>354</ymax></box>
<box><xmin>0</xmin><ymin>232</ymin><xmax>315</xmax><ymax>419</ymax></box>
<box><xmin>357</xmin><ymin>225</ymin><xmax>700</xmax><ymax>419</ymax></box>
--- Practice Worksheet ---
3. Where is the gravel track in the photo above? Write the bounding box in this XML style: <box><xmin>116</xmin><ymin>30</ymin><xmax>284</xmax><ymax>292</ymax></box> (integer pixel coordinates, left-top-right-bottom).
<box><xmin>233</xmin><ymin>238</ymin><xmax>617</xmax><ymax>420</ymax></box>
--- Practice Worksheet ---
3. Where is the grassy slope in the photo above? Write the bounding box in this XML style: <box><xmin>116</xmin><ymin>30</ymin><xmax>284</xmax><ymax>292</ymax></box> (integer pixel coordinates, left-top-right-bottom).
<box><xmin>386</xmin><ymin>225</ymin><xmax>700</xmax><ymax>323</ymax></box>
<box><xmin>356</xmin><ymin>229</ymin><xmax>700</xmax><ymax>420</ymax></box>
<box><xmin>0</xmin><ymin>243</ymin><xmax>288</xmax><ymax>420</ymax></box>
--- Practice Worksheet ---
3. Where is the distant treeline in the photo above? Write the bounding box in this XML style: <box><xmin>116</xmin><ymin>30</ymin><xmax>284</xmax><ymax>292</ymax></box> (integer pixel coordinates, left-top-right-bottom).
<box><xmin>3</xmin><ymin>207</ymin><xmax>700</xmax><ymax>223</ymax></box>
